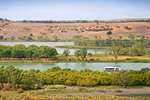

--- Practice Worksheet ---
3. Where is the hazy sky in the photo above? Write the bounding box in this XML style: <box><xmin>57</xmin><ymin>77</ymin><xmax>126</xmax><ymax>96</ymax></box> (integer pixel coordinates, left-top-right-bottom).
<box><xmin>0</xmin><ymin>0</ymin><xmax>150</xmax><ymax>20</ymax></box>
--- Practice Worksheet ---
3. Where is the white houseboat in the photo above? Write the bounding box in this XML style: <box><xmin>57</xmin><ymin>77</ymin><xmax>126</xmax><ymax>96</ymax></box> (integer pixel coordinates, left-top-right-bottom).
<box><xmin>104</xmin><ymin>65</ymin><xmax>121</xmax><ymax>72</ymax></box>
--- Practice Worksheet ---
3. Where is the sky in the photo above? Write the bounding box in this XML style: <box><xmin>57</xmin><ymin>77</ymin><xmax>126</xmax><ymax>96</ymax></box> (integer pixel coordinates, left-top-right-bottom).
<box><xmin>0</xmin><ymin>0</ymin><xmax>150</xmax><ymax>20</ymax></box>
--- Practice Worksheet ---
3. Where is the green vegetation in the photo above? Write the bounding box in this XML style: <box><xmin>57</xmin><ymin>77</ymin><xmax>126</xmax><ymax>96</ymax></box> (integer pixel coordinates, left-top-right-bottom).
<box><xmin>0</xmin><ymin>85</ymin><xmax>148</xmax><ymax>99</ymax></box>
<box><xmin>18</xmin><ymin>36</ymin><xmax>33</xmax><ymax>41</ymax></box>
<box><xmin>56</xmin><ymin>45</ymin><xmax>107</xmax><ymax>49</ymax></box>
<box><xmin>107</xmin><ymin>45</ymin><xmax>123</xmax><ymax>61</ymax></box>
<box><xmin>0</xmin><ymin>35</ymin><xmax>3</xmax><ymax>40</ymax></box>
<box><xmin>87</xmin><ymin>28</ymin><xmax>113</xmax><ymax>31</ymax></box>
<box><xmin>72</xmin><ymin>35</ymin><xmax>89</xmax><ymax>40</ymax></box>
<box><xmin>0</xmin><ymin>44</ymin><xmax>58</xmax><ymax>59</ymax></box>
<box><xmin>128</xmin><ymin>34</ymin><xmax>135</xmax><ymax>40</ymax></box>
<box><xmin>51</xmin><ymin>35</ymin><xmax>60</xmax><ymax>41</ymax></box>
<box><xmin>74</xmin><ymin>36</ymin><xmax>149</xmax><ymax>47</ymax></box>
<box><xmin>63</xmin><ymin>49</ymin><xmax>70</xmax><ymax>59</ymax></box>
<box><xmin>80</xmin><ymin>48</ymin><xmax>87</xmax><ymax>60</ymax></box>
<box><xmin>124</xmin><ymin>26</ymin><xmax>132</xmax><ymax>30</ymax></box>
<box><xmin>0</xmin><ymin>66</ymin><xmax>150</xmax><ymax>91</ymax></box>
<box><xmin>107</xmin><ymin>31</ymin><xmax>112</xmax><ymax>35</ymax></box>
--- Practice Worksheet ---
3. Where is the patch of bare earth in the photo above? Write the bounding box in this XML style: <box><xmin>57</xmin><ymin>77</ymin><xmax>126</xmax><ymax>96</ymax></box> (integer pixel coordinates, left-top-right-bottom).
<box><xmin>68</xmin><ymin>87</ymin><xmax>150</xmax><ymax>97</ymax></box>
<box><xmin>0</xmin><ymin>21</ymin><xmax>150</xmax><ymax>40</ymax></box>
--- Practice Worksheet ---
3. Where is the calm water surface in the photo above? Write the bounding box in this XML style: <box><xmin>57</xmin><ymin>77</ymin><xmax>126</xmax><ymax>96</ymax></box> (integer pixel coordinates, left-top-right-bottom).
<box><xmin>0</xmin><ymin>42</ymin><xmax>105</xmax><ymax>54</ymax></box>
<box><xmin>0</xmin><ymin>62</ymin><xmax>149</xmax><ymax>71</ymax></box>
<box><xmin>0</xmin><ymin>42</ymin><xmax>149</xmax><ymax>71</ymax></box>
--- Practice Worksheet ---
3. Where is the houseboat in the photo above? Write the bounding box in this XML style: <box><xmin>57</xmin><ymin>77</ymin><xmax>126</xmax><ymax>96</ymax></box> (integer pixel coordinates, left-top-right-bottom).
<box><xmin>104</xmin><ymin>65</ymin><xmax>121</xmax><ymax>72</ymax></box>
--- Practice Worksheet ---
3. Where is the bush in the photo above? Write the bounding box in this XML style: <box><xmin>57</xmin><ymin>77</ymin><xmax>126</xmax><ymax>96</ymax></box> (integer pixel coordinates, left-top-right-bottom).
<box><xmin>88</xmin><ymin>53</ymin><xmax>92</xmax><ymax>57</ymax></box>
<box><xmin>114</xmin><ymin>89</ymin><xmax>122</xmax><ymax>92</ymax></box>
<box><xmin>124</xmin><ymin>26</ymin><xmax>132</xmax><ymax>30</ymax></box>
<box><xmin>97</xmin><ymin>89</ymin><xmax>105</xmax><ymax>92</ymax></box>
<box><xmin>107</xmin><ymin>31</ymin><xmax>112</xmax><ymax>35</ymax></box>
<box><xmin>17</xmin><ymin>88</ymin><xmax>24</xmax><ymax>93</ymax></box>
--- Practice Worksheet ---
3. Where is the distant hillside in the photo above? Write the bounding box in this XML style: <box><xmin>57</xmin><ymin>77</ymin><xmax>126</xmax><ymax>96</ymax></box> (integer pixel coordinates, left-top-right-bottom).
<box><xmin>0</xmin><ymin>18</ymin><xmax>150</xmax><ymax>41</ymax></box>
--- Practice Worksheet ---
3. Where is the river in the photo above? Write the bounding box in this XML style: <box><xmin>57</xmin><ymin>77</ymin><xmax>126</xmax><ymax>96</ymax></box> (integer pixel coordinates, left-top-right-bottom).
<box><xmin>0</xmin><ymin>62</ymin><xmax>149</xmax><ymax>71</ymax></box>
<box><xmin>0</xmin><ymin>42</ymin><xmax>149</xmax><ymax>71</ymax></box>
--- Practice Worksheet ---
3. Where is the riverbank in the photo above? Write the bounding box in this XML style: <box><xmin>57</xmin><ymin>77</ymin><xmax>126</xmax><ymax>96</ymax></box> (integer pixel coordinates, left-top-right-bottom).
<box><xmin>56</xmin><ymin>45</ymin><xmax>108</xmax><ymax>49</ymax></box>
<box><xmin>1</xmin><ymin>55</ymin><xmax>150</xmax><ymax>63</ymax></box>
<box><xmin>0</xmin><ymin>85</ymin><xmax>149</xmax><ymax>100</ymax></box>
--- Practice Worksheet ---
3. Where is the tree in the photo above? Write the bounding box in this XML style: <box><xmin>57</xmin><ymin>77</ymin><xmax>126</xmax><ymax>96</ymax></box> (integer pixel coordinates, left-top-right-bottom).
<box><xmin>51</xmin><ymin>35</ymin><xmax>59</xmax><ymax>41</ymax></box>
<box><xmin>0</xmin><ymin>46</ymin><xmax>12</xmax><ymax>58</ymax></box>
<box><xmin>98</xmin><ymin>36</ymin><xmax>101</xmax><ymax>39</ymax></box>
<box><xmin>108</xmin><ymin>36</ymin><xmax>112</xmax><ymax>40</ymax></box>
<box><xmin>13</xmin><ymin>44</ymin><xmax>26</xmax><ymax>50</ymax></box>
<box><xmin>129</xmin><ymin>44</ymin><xmax>145</xmax><ymax>56</ymax></box>
<box><xmin>5</xmin><ymin>65</ymin><xmax>15</xmax><ymax>86</ymax></box>
<box><xmin>43</xmin><ymin>36</ymin><xmax>50</xmax><ymax>41</ymax></box>
<box><xmin>124</xmin><ymin>26</ymin><xmax>132</xmax><ymax>30</ymax></box>
<box><xmin>74</xmin><ymin>50</ymin><xmax>81</xmax><ymax>60</ymax></box>
<box><xmin>88</xmin><ymin>53</ymin><xmax>92</xmax><ymax>57</ymax></box>
<box><xmin>120</xmin><ymin>48</ymin><xmax>129</xmax><ymax>55</ymax></box>
<box><xmin>0</xmin><ymin>66</ymin><xmax>5</xmax><ymax>88</ymax></box>
<box><xmin>10</xmin><ymin>36</ymin><xmax>15</xmax><ymax>41</ymax></box>
<box><xmin>63</xmin><ymin>49</ymin><xmax>70</xmax><ymax>60</ymax></box>
<box><xmin>94</xmin><ymin>36</ymin><xmax>98</xmax><ymax>39</ymax></box>
<box><xmin>128</xmin><ymin>34</ymin><xmax>135</xmax><ymax>40</ymax></box>
<box><xmin>80</xmin><ymin>48</ymin><xmax>87</xmax><ymax>60</ymax></box>
<box><xmin>72</xmin><ymin>35</ymin><xmax>83</xmax><ymax>40</ymax></box>
<box><xmin>11</xmin><ymin>49</ymin><xmax>26</xmax><ymax>58</ymax></box>
<box><xmin>38</xmin><ymin>46</ymin><xmax>58</xmax><ymax>59</ymax></box>
<box><xmin>107</xmin><ymin>31</ymin><xmax>112</xmax><ymax>35</ymax></box>
<box><xmin>11</xmin><ymin>68</ymin><xmax>23</xmax><ymax>88</ymax></box>
<box><xmin>119</xmin><ymin>36</ymin><xmax>123</xmax><ymax>40</ymax></box>
<box><xmin>30</xmin><ymin>33</ymin><xmax>33</xmax><ymax>36</ymax></box>
<box><xmin>21</xmin><ymin>69</ymin><xmax>38</xmax><ymax>89</ymax></box>
<box><xmin>114</xmin><ymin>71</ymin><xmax>130</xmax><ymax>88</ymax></box>
<box><xmin>94</xmin><ymin>20</ymin><xmax>99</xmax><ymax>25</ymax></box>
<box><xmin>26</xmin><ymin>45</ymin><xmax>38</xmax><ymax>58</ymax></box>
<box><xmin>0</xmin><ymin>35</ymin><xmax>3</xmax><ymax>40</ymax></box>
<box><xmin>107</xmin><ymin>45</ymin><xmax>123</xmax><ymax>61</ymax></box>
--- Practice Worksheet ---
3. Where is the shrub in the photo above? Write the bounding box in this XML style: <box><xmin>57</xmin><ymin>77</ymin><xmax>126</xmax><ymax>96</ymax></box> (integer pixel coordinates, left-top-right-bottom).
<box><xmin>107</xmin><ymin>31</ymin><xmax>112</xmax><ymax>35</ymax></box>
<box><xmin>17</xmin><ymin>88</ymin><xmax>24</xmax><ymax>93</ymax></box>
<box><xmin>124</xmin><ymin>26</ymin><xmax>132</xmax><ymax>30</ymax></box>
<box><xmin>88</xmin><ymin>53</ymin><xmax>92</xmax><ymax>57</ymax></box>
<box><xmin>97</xmin><ymin>89</ymin><xmax>105</xmax><ymax>92</ymax></box>
<box><xmin>114</xmin><ymin>89</ymin><xmax>122</xmax><ymax>92</ymax></box>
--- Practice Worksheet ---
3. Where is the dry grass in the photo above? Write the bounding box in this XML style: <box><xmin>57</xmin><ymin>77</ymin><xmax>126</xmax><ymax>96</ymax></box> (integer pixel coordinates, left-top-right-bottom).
<box><xmin>0</xmin><ymin>85</ymin><xmax>150</xmax><ymax>100</ymax></box>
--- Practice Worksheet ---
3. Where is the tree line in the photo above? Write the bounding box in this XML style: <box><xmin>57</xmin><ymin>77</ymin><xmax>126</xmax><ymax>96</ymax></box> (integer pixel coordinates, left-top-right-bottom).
<box><xmin>0</xmin><ymin>44</ymin><xmax>58</xmax><ymax>59</ymax></box>
<box><xmin>0</xmin><ymin>66</ymin><xmax>150</xmax><ymax>90</ymax></box>
<box><xmin>106</xmin><ymin>44</ymin><xmax>150</xmax><ymax>61</ymax></box>
<box><xmin>74</xmin><ymin>37</ymin><xmax>150</xmax><ymax>48</ymax></box>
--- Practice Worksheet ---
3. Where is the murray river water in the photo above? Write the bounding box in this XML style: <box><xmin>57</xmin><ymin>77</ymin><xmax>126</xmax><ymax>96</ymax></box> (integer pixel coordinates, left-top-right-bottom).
<box><xmin>0</xmin><ymin>42</ymin><xmax>150</xmax><ymax>71</ymax></box>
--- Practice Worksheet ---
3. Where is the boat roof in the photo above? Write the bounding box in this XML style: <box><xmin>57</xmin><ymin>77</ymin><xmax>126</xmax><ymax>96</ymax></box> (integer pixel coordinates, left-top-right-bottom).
<box><xmin>114</xmin><ymin>65</ymin><xmax>121</xmax><ymax>67</ymax></box>
<box><xmin>104</xmin><ymin>67</ymin><xmax>120</xmax><ymax>68</ymax></box>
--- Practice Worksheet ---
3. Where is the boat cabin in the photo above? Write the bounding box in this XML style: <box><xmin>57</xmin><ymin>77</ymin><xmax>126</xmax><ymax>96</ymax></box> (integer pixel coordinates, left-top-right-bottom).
<box><xmin>104</xmin><ymin>65</ymin><xmax>121</xmax><ymax>72</ymax></box>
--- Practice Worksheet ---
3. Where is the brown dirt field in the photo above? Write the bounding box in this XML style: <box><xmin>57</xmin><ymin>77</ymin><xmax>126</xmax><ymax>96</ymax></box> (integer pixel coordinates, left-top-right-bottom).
<box><xmin>1</xmin><ymin>85</ymin><xmax>149</xmax><ymax>99</ymax></box>
<box><xmin>0</xmin><ymin>21</ymin><xmax>150</xmax><ymax>40</ymax></box>
<box><xmin>68</xmin><ymin>87</ymin><xmax>150</xmax><ymax>97</ymax></box>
